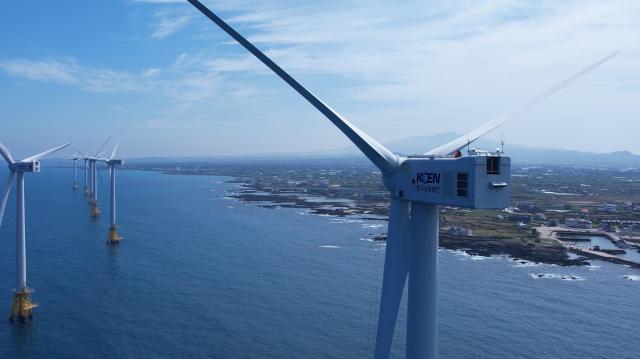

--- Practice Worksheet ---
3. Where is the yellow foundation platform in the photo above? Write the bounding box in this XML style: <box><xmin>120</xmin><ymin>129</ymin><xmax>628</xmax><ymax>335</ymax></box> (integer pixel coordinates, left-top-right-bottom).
<box><xmin>107</xmin><ymin>226</ymin><xmax>122</xmax><ymax>244</ymax></box>
<box><xmin>90</xmin><ymin>203</ymin><xmax>101</xmax><ymax>217</ymax></box>
<box><xmin>10</xmin><ymin>288</ymin><xmax>37</xmax><ymax>320</ymax></box>
<box><xmin>88</xmin><ymin>194</ymin><xmax>93</xmax><ymax>203</ymax></box>
<box><xmin>83</xmin><ymin>186</ymin><xmax>89</xmax><ymax>195</ymax></box>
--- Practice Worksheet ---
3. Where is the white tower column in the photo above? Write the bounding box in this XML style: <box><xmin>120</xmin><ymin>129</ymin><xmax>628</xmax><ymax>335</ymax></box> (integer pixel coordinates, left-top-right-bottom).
<box><xmin>16</xmin><ymin>172</ymin><xmax>26</xmax><ymax>292</ymax></box>
<box><xmin>406</xmin><ymin>203</ymin><xmax>439</xmax><ymax>359</ymax></box>
<box><xmin>110</xmin><ymin>164</ymin><xmax>115</xmax><ymax>227</ymax></box>
<box><xmin>90</xmin><ymin>161</ymin><xmax>100</xmax><ymax>217</ymax></box>
<box><xmin>106</xmin><ymin>163</ymin><xmax>120</xmax><ymax>243</ymax></box>
<box><xmin>84</xmin><ymin>160</ymin><xmax>88</xmax><ymax>186</ymax></box>
<box><xmin>93</xmin><ymin>161</ymin><xmax>97</xmax><ymax>204</ymax></box>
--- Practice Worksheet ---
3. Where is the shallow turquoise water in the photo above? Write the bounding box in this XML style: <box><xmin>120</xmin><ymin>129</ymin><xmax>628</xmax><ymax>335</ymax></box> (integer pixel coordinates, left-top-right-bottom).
<box><xmin>0</xmin><ymin>168</ymin><xmax>639</xmax><ymax>358</ymax></box>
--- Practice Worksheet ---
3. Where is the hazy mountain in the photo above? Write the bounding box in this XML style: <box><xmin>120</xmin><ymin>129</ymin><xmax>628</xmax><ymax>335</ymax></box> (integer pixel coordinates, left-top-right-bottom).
<box><xmin>46</xmin><ymin>132</ymin><xmax>640</xmax><ymax>167</ymax></box>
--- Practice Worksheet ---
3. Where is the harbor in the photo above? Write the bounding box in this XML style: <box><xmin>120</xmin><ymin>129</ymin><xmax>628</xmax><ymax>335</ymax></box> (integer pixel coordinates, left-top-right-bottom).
<box><xmin>537</xmin><ymin>227</ymin><xmax>640</xmax><ymax>269</ymax></box>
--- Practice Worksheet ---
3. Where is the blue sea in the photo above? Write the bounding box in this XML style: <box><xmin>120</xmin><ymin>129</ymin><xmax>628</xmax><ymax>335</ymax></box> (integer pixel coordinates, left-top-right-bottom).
<box><xmin>1</xmin><ymin>168</ymin><xmax>639</xmax><ymax>358</ymax></box>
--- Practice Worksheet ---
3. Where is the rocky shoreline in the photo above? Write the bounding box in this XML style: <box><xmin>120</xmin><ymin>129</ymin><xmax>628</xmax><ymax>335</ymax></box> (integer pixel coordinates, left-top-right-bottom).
<box><xmin>439</xmin><ymin>235</ymin><xmax>591</xmax><ymax>267</ymax></box>
<box><xmin>227</xmin><ymin>190</ymin><xmax>388</xmax><ymax>219</ymax></box>
<box><xmin>226</xmin><ymin>186</ymin><xmax>592</xmax><ymax>267</ymax></box>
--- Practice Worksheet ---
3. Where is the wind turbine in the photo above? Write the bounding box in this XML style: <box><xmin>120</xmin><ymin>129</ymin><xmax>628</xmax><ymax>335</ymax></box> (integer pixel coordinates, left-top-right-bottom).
<box><xmin>70</xmin><ymin>152</ymin><xmax>81</xmax><ymax>189</ymax></box>
<box><xmin>187</xmin><ymin>1</ymin><xmax>618</xmax><ymax>357</ymax></box>
<box><xmin>72</xmin><ymin>142</ymin><xmax>93</xmax><ymax>199</ymax></box>
<box><xmin>95</xmin><ymin>128</ymin><xmax>125</xmax><ymax>244</ymax></box>
<box><xmin>0</xmin><ymin>140</ymin><xmax>71</xmax><ymax>320</ymax></box>
<box><xmin>76</xmin><ymin>136</ymin><xmax>111</xmax><ymax>217</ymax></box>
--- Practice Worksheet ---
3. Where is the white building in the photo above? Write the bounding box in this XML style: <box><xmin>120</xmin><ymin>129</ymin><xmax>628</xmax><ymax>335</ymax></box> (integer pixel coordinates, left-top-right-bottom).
<box><xmin>603</xmin><ymin>204</ymin><xmax>617</xmax><ymax>213</ymax></box>
<box><xmin>566</xmin><ymin>218</ymin><xmax>593</xmax><ymax>229</ymax></box>
<box><xmin>445</xmin><ymin>225</ymin><xmax>473</xmax><ymax>236</ymax></box>
<box><xmin>620</xmin><ymin>226</ymin><xmax>640</xmax><ymax>237</ymax></box>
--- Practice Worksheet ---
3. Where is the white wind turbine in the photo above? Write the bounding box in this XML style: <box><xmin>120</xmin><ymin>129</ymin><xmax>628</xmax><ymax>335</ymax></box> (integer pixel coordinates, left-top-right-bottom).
<box><xmin>76</xmin><ymin>136</ymin><xmax>111</xmax><ymax>216</ymax></box>
<box><xmin>67</xmin><ymin>151</ymin><xmax>81</xmax><ymax>189</ymax></box>
<box><xmin>0</xmin><ymin>140</ymin><xmax>71</xmax><ymax>320</ymax></box>
<box><xmin>188</xmin><ymin>1</ymin><xmax>618</xmax><ymax>357</ymax></box>
<box><xmin>95</xmin><ymin>128</ymin><xmax>124</xmax><ymax>244</ymax></box>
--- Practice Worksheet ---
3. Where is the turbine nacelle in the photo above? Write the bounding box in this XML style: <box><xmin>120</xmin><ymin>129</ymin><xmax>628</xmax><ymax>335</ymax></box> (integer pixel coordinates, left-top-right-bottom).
<box><xmin>107</xmin><ymin>158</ymin><xmax>124</xmax><ymax>166</ymax></box>
<box><xmin>9</xmin><ymin>161</ymin><xmax>40</xmax><ymax>173</ymax></box>
<box><xmin>390</xmin><ymin>153</ymin><xmax>510</xmax><ymax>208</ymax></box>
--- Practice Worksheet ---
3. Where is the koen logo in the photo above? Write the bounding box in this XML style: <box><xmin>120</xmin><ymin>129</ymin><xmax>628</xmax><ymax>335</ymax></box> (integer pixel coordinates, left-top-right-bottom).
<box><xmin>416</xmin><ymin>172</ymin><xmax>440</xmax><ymax>184</ymax></box>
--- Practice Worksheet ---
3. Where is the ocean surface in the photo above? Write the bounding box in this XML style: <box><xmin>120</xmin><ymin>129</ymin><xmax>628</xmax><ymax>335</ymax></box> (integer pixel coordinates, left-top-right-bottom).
<box><xmin>1</xmin><ymin>168</ymin><xmax>639</xmax><ymax>358</ymax></box>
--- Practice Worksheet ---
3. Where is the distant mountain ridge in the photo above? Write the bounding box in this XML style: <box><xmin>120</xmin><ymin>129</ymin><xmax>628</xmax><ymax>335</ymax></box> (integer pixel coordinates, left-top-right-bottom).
<box><xmin>48</xmin><ymin>132</ymin><xmax>640</xmax><ymax>167</ymax></box>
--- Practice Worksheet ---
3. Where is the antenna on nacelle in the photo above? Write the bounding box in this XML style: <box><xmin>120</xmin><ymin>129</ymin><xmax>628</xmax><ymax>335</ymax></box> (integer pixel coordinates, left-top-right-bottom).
<box><xmin>500</xmin><ymin>134</ymin><xmax>506</xmax><ymax>153</ymax></box>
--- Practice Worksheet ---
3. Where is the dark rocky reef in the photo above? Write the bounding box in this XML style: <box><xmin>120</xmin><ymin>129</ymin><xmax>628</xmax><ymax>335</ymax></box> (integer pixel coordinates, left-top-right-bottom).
<box><xmin>439</xmin><ymin>235</ymin><xmax>591</xmax><ymax>267</ymax></box>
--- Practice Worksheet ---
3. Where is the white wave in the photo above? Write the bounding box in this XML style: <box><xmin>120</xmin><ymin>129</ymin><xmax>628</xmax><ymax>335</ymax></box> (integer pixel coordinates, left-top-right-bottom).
<box><xmin>529</xmin><ymin>273</ymin><xmax>584</xmax><ymax>281</ymax></box>
<box><xmin>319</xmin><ymin>245</ymin><xmax>341</xmax><ymax>249</ymax></box>
<box><xmin>513</xmin><ymin>260</ymin><xmax>540</xmax><ymax>267</ymax></box>
<box><xmin>467</xmin><ymin>256</ymin><xmax>486</xmax><ymax>260</ymax></box>
<box><xmin>560</xmin><ymin>275</ymin><xmax>585</xmax><ymax>281</ymax></box>
<box><xmin>621</xmin><ymin>275</ymin><xmax>640</xmax><ymax>281</ymax></box>
<box><xmin>452</xmin><ymin>250</ymin><xmax>469</xmax><ymax>256</ymax></box>
<box><xmin>363</xmin><ymin>224</ymin><xmax>385</xmax><ymax>228</ymax></box>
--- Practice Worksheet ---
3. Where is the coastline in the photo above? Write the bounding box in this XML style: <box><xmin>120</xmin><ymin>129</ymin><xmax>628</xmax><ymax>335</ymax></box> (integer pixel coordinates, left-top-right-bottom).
<box><xmin>226</xmin><ymin>181</ymin><xmax>592</xmax><ymax>267</ymax></box>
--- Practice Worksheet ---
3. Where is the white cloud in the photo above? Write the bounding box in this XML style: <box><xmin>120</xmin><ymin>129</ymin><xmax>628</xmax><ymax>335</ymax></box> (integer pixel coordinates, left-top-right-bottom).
<box><xmin>0</xmin><ymin>59</ymin><xmax>78</xmax><ymax>84</ymax></box>
<box><xmin>3</xmin><ymin>0</ymin><xmax>640</xmax><ymax>154</ymax></box>
<box><xmin>141</xmin><ymin>68</ymin><xmax>162</xmax><ymax>76</ymax></box>
<box><xmin>151</xmin><ymin>13</ymin><xmax>191</xmax><ymax>38</ymax></box>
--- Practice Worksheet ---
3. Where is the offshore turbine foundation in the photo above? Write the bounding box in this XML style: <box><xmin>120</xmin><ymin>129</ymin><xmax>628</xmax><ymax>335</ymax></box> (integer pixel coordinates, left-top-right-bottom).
<box><xmin>90</xmin><ymin>203</ymin><xmax>100</xmax><ymax>217</ymax></box>
<box><xmin>10</xmin><ymin>287</ymin><xmax>38</xmax><ymax>320</ymax></box>
<box><xmin>83</xmin><ymin>186</ymin><xmax>89</xmax><ymax>195</ymax></box>
<box><xmin>107</xmin><ymin>226</ymin><xmax>121</xmax><ymax>244</ymax></box>
<box><xmin>73</xmin><ymin>182</ymin><xmax>78</xmax><ymax>189</ymax></box>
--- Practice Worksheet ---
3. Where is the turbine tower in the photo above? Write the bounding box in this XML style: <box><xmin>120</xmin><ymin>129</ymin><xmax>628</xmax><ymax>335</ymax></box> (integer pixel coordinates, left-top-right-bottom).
<box><xmin>87</xmin><ymin>158</ymin><xmax>93</xmax><ymax>202</ymax></box>
<box><xmin>83</xmin><ymin>142</ymin><xmax>90</xmax><ymax>195</ymax></box>
<box><xmin>71</xmin><ymin>153</ymin><xmax>80</xmax><ymax>189</ymax></box>
<box><xmin>90</xmin><ymin>159</ymin><xmax>100</xmax><ymax>217</ymax></box>
<box><xmin>0</xmin><ymin>140</ymin><xmax>71</xmax><ymax>320</ymax></box>
<box><xmin>95</xmin><ymin>128</ymin><xmax>125</xmax><ymax>244</ymax></box>
<box><xmin>187</xmin><ymin>1</ymin><xmax>618</xmax><ymax>357</ymax></box>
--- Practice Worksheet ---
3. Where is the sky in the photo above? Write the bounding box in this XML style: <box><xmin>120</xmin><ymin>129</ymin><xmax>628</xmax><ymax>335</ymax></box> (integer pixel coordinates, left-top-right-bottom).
<box><xmin>0</xmin><ymin>0</ymin><xmax>638</xmax><ymax>160</ymax></box>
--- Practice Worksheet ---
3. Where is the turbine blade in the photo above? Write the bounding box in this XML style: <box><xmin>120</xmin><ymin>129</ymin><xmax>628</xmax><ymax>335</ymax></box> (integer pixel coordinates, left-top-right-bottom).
<box><xmin>71</xmin><ymin>146</ymin><xmax>85</xmax><ymax>156</ymax></box>
<box><xmin>0</xmin><ymin>141</ymin><xmax>14</xmax><ymax>164</ymax></box>
<box><xmin>426</xmin><ymin>51</ymin><xmax>620</xmax><ymax>156</ymax></box>
<box><xmin>374</xmin><ymin>199</ymin><xmax>411</xmax><ymax>359</ymax></box>
<box><xmin>20</xmin><ymin>143</ymin><xmax>72</xmax><ymax>162</ymax></box>
<box><xmin>97</xmin><ymin>167</ymin><xmax>105</xmax><ymax>188</ymax></box>
<box><xmin>110</xmin><ymin>127</ymin><xmax>125</xmax><ymax>160</ymax></box>
<box><xmin>0</xmin><ymin>172</ymin><xmax>15</xmax><ymax>227</ymax></box>
<box><xmin>97</xmin><ymin>150</ymin><xmax>109</xmax><ymax>158</ymax></box>
<box><xmin>187</xmin><ymin>0</ymin><xmax>399</xmax><ymax>174</ymax></box>
<box><xmin>96</xmin><ymin>135</ymin><xmax>112</xmax><ymax>157</ymax></box>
